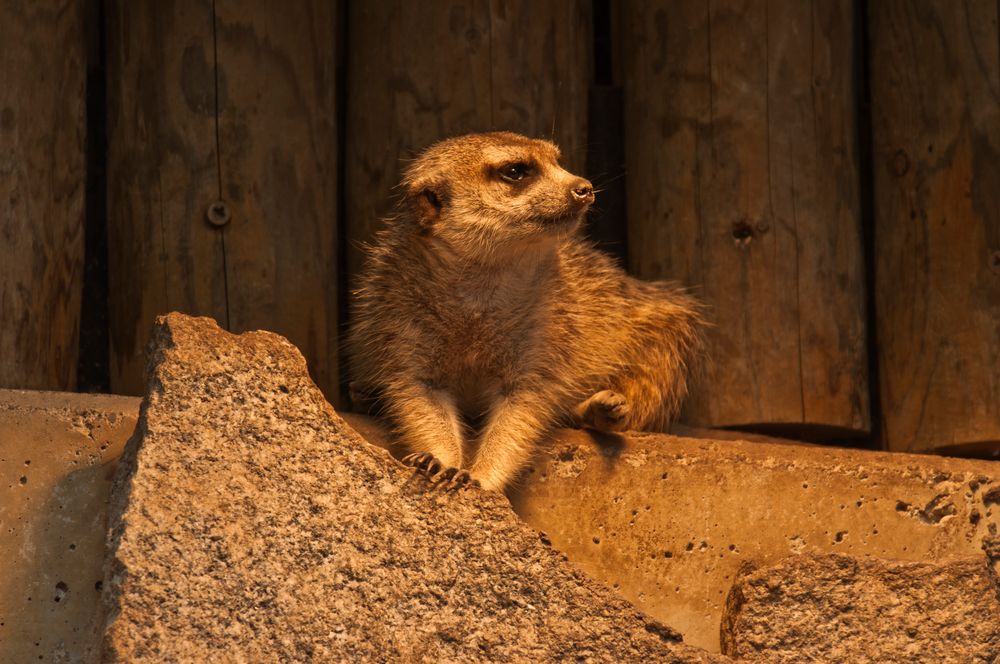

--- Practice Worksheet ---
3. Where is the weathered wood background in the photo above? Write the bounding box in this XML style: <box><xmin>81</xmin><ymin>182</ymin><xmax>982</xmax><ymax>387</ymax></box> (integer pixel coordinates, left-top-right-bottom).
<box><xmin>105</xmin><ymin>0</ymin><xmax>339</xmax><ymax>399</ymax></box>
<box><xmin>1</xmin><ymin>1</ymin><xmax>998</xmax><ymax>455</ymax></box>
<box><xmin>623</xmin><ymin>0</ymin><xmax>869</xmax><ymax>439</ymax></box>
<box><xmin>869</xmin><ymin>0</ymin><xmax>1000</xmax><ymax>453</ymax></box>
<box><xmin>0</xmin><ymin>0</ymin><xmax>86</xmax><ymax>391</ymax></box>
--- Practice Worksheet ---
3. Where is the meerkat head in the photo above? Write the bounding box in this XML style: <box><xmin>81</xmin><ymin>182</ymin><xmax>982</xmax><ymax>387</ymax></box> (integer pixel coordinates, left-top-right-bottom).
<box><xmin>400</xmin><ymin>132</ymin><xmax>594</xmax><ymax>255</ymax></box>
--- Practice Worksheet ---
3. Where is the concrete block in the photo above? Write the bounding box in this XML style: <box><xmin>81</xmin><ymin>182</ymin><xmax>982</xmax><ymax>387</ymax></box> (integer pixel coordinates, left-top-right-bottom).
<box><xmin>722</xmin><ymin>554</ymin><xmax>1000</xmax><ymax>662</ymax></box>
<box><xmin>505</xmin><ymin>428</ymin><xmax>1000</xmax><ymax>652</ymax></box>
<box><xmin>5</xmin><ymin>363</ymin><xmax>999</xmax><ymax>661</ymax></box>
<box><xmin>0</xmin><ymin>389</ymin><xmax>139</xmax><ymax>664</ymax></box>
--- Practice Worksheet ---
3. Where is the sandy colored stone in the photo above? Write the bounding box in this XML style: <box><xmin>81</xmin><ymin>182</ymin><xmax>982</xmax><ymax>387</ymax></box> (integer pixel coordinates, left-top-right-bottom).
<box><xmin>8</xmin><ymin>343</ymin><xmax>997</xmax><ymax>662</ymax></box>
<box><xmin>0</xmin><ymin>389</ymin><xmax>139</xmax><ymax>664</ymax></box>
<box><xmin>721</xmin><ymin>553</ymin><xmax>1000</xmax><ymax>663</ymax></box>
<box><xmin>102</xmin><ymin>313</ymin><xmax>726</xmax><ymax>663</ymax></box>
<box><xmin>500</xmin><ymin>427</ymin><xmax>1000</xmax><ymax>652</ymax></box>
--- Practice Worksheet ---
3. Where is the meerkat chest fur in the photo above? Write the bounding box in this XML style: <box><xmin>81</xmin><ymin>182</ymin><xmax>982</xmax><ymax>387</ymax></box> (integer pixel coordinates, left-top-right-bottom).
<box><xmin>420</xmin><ymin>243</ymin><xmax>561</xmax><ymax>410</ymax></box>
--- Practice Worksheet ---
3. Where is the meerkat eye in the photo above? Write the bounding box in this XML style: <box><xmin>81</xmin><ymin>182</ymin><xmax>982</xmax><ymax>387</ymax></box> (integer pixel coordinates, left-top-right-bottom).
<box><xmin>498</xmin><ymin>162</ymin><xmax>532</xmax><ymax>182</ymax></box>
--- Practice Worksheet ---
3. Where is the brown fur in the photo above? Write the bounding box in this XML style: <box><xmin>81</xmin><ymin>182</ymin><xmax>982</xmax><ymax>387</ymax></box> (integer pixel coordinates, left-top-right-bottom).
<box><xmin>348</xmin><ymin>132</ymin><xmax>704</xmax><ymax>491</ymax></box>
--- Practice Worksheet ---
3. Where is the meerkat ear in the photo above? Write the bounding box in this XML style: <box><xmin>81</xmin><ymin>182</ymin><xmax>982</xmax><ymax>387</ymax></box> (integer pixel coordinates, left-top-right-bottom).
<box><xmin>418</xmin><ymin>189</ymin><xmax>442</xmax><ymax>223</ymax></box>
<box><xmin>407</xmin><ymin>181</ymin><xmax>446</xmax><ymax>229</ymax></box>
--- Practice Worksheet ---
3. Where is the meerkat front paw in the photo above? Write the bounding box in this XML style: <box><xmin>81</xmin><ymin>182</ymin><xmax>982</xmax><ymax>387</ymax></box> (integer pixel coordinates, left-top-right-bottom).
<box><xmin>576</xmin><ymin>390</ymin><xmax>631</xmax><ymax>432</ymax></box>
<box><xmin>402</xmin><ymin>452</ymin><xmax>479</xmax><ymax>489</ymax></box>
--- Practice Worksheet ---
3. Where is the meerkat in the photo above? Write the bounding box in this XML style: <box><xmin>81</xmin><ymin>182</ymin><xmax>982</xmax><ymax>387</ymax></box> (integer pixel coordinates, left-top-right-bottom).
<box><xmin>348</xmin><ymin>132</ymin><xmax>704</xmax><ymax>492</ymax></box>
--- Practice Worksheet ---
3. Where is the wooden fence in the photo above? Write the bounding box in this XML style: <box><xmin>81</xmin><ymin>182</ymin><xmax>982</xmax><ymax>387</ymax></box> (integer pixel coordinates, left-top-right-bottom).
<box><xmin>623</xmin><ymin>1</ymin><xmax>869</xmax><ymax>439</ymax></box>
<box><xmin>1</xmin><ymin>1</ymin><xmax>86</xmax><ymax>391</ymax></box>
<box><xmin>1</xmin><ymin>0</ymin><xmax>997</xmax><ymax>456</ymax></box>
<box><xmin>104</xmin><ymin>1</ymin><xmax>340</xmax><ymax>399</ymax></box>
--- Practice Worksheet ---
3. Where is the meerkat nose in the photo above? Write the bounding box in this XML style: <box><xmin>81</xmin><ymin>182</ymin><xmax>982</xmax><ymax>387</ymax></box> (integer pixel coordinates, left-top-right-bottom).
<box><xmin>570</xmin><ymin>179</ymin><xmax>595</xmax><ymax>204</ymax></box>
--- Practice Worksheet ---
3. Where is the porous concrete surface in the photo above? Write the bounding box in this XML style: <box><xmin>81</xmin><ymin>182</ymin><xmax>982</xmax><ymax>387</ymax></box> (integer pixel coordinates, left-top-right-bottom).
<box><xmin>504</xmin><ymin>428</ymin><xmax>1000</xmax><ymax>651</ymax></box>
<box><xmin>103</xmin><ymin>313</ymin><xmax>726</xmax><ymax>662</ymax></box>
<box><xmin>0</xmin><ymin>389</ymin><xmax>139</xmax><ymax>664</ymax></box>
<box><xmin>7</xmin><ymin>359</ymin><xmax>1000</xmax><ymax>662</ymax></box>
<box><xmin>722</xmin><ymin>553</ymin><xmax>1000</xmax><ymax>662</ymax></box>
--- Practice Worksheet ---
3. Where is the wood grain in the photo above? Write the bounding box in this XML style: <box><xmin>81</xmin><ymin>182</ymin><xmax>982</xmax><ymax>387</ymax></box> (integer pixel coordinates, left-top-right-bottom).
<box><xmin>213</xmin><ymin>1</ymin><xmax>339</xmax><ymax>402</ymax></box>
<box><xmin>869</xmin><ymin>0</ymin><xmax>1000</xmax><ymax>453</ymax></box>
<box><xmin>622</xmin><ymin>0</ymin><xmax>869</xmax><ymax>436</ymax></box>
<box><xmin>344</xmin><ymin>0</ymin><xmax>592</xmax><ymax>284</ymax></box>
<box><xmin>106</xmin><ymin>1</ymin><xmax>339</xmax><ymax>403</ymax></box>
<box><xmin>0</xmin><ymin>0</ymin><xmax>86</xmax><ymax>390</ymax></box>
<box><xmin>106</xmin><ymin>0</ymin><xmax>224</xmax><ymax>394</ymax></box>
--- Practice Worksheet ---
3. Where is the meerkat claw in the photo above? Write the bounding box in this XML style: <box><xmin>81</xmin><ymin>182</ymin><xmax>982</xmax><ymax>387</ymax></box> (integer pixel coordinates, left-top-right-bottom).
<box><xmin>433</xmin><ymin>467</ymin><xmax>480</xmax><ymax>491</ymax></box>
<box><xmin>401</xmin><ymin>451</ymin><xmax>427</xmax><ymax>466</ymax></box>
<box><xmin>451</xmin><ymin>469</ymin><xmax>477</xmax><ymax>488</ymax></box>
<box><xmin>431</xmin><ymin>466</ymin><xmax>459</xmax><ymax>483</ymax></box>
<box><xmin>402</xmin><ymin>451</ymin><xmax>442</xmax><ymax>475</ymax></box>
<box><xmin>418</xmin><ymin>466</ymin><xmax>480</xmax><ymax>492</ymax></box>
<box><xmin>401</xmin><ymin>453</ymin><xmax>483</xmax><ymax>490</ymax></box>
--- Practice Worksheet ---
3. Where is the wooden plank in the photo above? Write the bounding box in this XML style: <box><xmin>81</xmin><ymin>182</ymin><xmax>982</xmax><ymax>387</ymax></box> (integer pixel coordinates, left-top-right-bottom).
<box><xmin>213</xmin><ymin>1</ymin><xmax>339</xmax><ymax>401</ymax></box>
<box><xmin>106</xmin><ymin>1</ymin><xmax>340</xmax><ymax>403</ymax></box>
<box><xmin>344</xmin><ymin>0</ymin><xmax>592</xmax><ymax>284</ymax></box>
<box><xmin>622</xmin><ymin>0</ymin><xmax>869</xmax><ymax>436</ymax></box>
<box><xmin>869</xmin><ymin>0</ymin><xmax>1000</xmax><ymax>453</ymax></box>
<box><xmin>0</xmin><ymin>0</ymin><xmax>86</xmax><ymax>390</ymax></box>
<box><xmin>106</xmin><ymin>0</ymin><xmax>224</xmax><ymax>394</ymax></box>
<box><xmin>488</xmin><ymin>0</ymin><xmax>591</xmax><ymax>169</ymax></box>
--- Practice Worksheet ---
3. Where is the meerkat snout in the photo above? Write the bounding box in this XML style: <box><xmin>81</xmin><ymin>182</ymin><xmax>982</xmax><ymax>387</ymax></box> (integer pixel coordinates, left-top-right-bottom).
<box><xmin>569</xmin><ymin>178</ymin><xmax>594</xmax><ymax>204</ymax></box>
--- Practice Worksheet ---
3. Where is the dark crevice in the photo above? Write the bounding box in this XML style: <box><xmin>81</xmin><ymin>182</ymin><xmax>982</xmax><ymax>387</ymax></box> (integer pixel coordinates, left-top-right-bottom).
<box><xmin>77</xmin><ymin>0</ymin><xmax>109</xmax><ymax>393</ymax></box>
<box><xmin>335</xmin><ymin>0</ymin><xmax>351</xmax><ymax>407</ymax></box>
<box><xmin>585</xmin><ymin>0</ymin><xmax>628</xmax><ymax>266</ymax></box>
<box><xmin>487</xmin><ymin>6</ymin><xmax>495</xmax><ymax>128</ymax></box>
<box><xmin>593</xmin><ymin>0</ymin><xmax>613</xmax><ymax>86</ymax></box>
<box><xmin>856</xmin><ymin>0</ymin><xmax>883</xmax><ymax>449</ymax></box>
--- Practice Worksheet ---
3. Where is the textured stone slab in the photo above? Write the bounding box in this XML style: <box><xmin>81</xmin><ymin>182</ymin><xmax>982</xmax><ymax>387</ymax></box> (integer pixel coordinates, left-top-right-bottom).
<box><xmin>503</xmin><ymin>426</ymin><xmax>1000</xmax><ymax>651</ymax></box>
<box><xmin>0</xmin><ymin>389</ymin><xmax>139</xmax><ymax>664</ymax></box>
<box><xmin>721</xmin><ymin>553</ymin><xmax>1000</xmax><ymax>663</ymax></box>
<box><xmin>102</xmin><ymin>313</ymin><xmax>726</xmax><ymax>662</ymax></box>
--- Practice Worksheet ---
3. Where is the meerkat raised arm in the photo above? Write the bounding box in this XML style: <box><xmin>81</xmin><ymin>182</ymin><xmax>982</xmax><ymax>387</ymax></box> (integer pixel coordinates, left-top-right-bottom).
<box><xmin>347</xmin><ymin>132</ymin><xmax>704</xmax><ymax>492</ymax></box>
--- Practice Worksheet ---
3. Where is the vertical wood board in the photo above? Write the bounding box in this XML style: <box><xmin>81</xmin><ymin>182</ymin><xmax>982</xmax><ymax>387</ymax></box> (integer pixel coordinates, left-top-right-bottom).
<box><xmin>0</xmin><ymin>0</ymin><xmax>86</xmax><ymax>390</ymax></box>
<box><xmin>214</xmin><ymin>1</ymin><xmax>339</xmax><ymax>400</ymax></box>
<box><xmin>622</xmin><ymin>0</ymin><xmax>869</xmax><ymax>435</ymax></box>
<box><xmin>106</xmin><ymin>0</ymin><xmax>225</xmax><ymax>394</ymax></box>
<box><xmin>106</xmin><ymin>0</ymin><xmax>340</xmax><ymax>402</ymax></box>
<box><xmin>869</xmin><ymin>0</ymin><xmax>1000</xmax><ymax>452</ymax></box>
